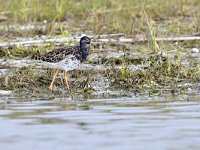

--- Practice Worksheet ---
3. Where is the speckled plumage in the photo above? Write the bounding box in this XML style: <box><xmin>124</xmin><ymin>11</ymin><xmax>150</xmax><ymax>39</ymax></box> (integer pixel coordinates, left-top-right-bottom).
<box><xmin>31</xmin><ymin>36</ymin><xmax>91</xmax><ymax>90</ymax></box>
<box><xmin>31</xmin><ymin>36</ymin><xmax>91</xmax><ymax>71</ymax></box>
<box><xmin>32</xmin><ymin>46</ymin><xmax>82</xmax><ymax>63</ymax></box>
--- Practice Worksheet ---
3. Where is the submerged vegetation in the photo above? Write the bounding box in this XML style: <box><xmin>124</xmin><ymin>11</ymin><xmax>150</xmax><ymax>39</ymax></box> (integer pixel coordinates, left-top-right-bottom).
<box><xmin>0</xmin><ymin>0</ymin><xmax>199</xmax><ymax>97</ymax></box>
<box><xmin>109</xmin><ymin>53</ymin><xmax>200</xmax><ymax>93</ymax></box>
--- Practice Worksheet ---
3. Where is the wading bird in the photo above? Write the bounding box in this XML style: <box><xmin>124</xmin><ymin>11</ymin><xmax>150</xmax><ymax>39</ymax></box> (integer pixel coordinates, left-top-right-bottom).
<box><xmin>31</xmin><ymin>36</ymin><xmax>91</xmax><ymax>90</ymax></box>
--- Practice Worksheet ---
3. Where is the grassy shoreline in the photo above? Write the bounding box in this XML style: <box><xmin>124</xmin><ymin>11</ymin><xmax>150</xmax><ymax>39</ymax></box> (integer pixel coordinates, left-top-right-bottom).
<box><xmin>0</xmin><ymin>0</ymin><xmax>199</xmax><ymax>35</ymax></box>
<box><xmin>0</xmin><ymin>0</ymin><xmax>199</xmax><ymax>97</ymax></box>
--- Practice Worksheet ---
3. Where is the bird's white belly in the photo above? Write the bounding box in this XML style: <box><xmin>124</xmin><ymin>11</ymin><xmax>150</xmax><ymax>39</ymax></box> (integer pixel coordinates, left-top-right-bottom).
<box><xmin>45</xmin><ymin>55</ymin><xmax>81</xmax><ymax>71</ymax></box>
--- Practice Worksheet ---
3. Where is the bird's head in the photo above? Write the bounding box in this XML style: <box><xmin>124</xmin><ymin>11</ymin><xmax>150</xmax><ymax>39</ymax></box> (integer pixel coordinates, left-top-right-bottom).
<box><xmin>80</xmin><ymin>36</ymin><xmax>91</xmax><ymax>50</ymax></box>
<box><xmin>80</xmin><ymin>36</ymin><xmax>91</xmax><ymax>61</ymax></box>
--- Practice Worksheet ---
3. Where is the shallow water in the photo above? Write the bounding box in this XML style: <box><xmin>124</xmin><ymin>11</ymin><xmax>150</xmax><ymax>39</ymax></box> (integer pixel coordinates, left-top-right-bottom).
<box><xmin>0</xmin><ymin>95</ymin><xmax>200</xmax><ymax>150</ymax></box>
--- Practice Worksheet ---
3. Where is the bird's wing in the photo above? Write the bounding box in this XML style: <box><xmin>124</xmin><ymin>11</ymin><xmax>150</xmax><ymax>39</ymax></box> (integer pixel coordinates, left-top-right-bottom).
<box><xmin>32</xmin><ymin>46</ymin><xmax>80</xmax><ymax>63</ymax></box>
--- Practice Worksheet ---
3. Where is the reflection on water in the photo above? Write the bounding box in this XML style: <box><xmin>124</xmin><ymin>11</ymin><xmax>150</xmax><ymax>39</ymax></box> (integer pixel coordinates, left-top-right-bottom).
<box><xmin>0</xmin><ymin>95</ymin><xmax>200</xmax><ymax>150</ymax></box>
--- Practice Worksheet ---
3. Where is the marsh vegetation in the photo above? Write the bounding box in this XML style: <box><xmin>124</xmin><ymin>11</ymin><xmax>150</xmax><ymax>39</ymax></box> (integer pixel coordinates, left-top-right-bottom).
<box><xmin>0</xmin><ymin>0</ymin><xmax>199</xmax><ymax>97</ymax></box>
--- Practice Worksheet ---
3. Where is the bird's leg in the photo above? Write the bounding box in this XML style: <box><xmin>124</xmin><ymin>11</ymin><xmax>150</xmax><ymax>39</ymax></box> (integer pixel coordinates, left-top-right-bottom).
<box><xmin>49</xmin><ymin>69</ymin><xmax>59</xmax><ymax>90</ymax></box>
<box><xmin>64</xmin><ymin>71</ymin><xmax>70</xmax><ymax>90</ymax></box>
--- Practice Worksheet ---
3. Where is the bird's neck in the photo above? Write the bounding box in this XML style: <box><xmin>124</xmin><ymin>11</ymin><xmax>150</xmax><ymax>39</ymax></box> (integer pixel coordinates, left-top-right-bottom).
<box><xmin>80</xmin><ymin>45</ymin><xmax>89</xmax><ymax>61</ymax></box>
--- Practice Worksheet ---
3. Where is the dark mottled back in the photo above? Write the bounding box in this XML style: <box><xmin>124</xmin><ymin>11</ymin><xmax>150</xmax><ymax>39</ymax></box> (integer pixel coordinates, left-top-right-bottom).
<box><xmin>31</xmin><ymin>36</ymin><xmax>91</xmax><ymax>63</ymax></box>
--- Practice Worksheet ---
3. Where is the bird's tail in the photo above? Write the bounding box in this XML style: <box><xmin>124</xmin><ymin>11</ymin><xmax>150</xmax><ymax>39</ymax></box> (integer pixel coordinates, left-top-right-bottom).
<box><xmin>26</xmin><ymin>55</ymin><xmax>42</xmax><ymax>60</ymax></box>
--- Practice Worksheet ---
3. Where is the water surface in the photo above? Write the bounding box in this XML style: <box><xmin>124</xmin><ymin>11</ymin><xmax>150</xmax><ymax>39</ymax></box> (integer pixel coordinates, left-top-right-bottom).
<box><xmin>0</xmin><ymin>95</ymin><xmax>200</xmax><ymax>150</ymax></box>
